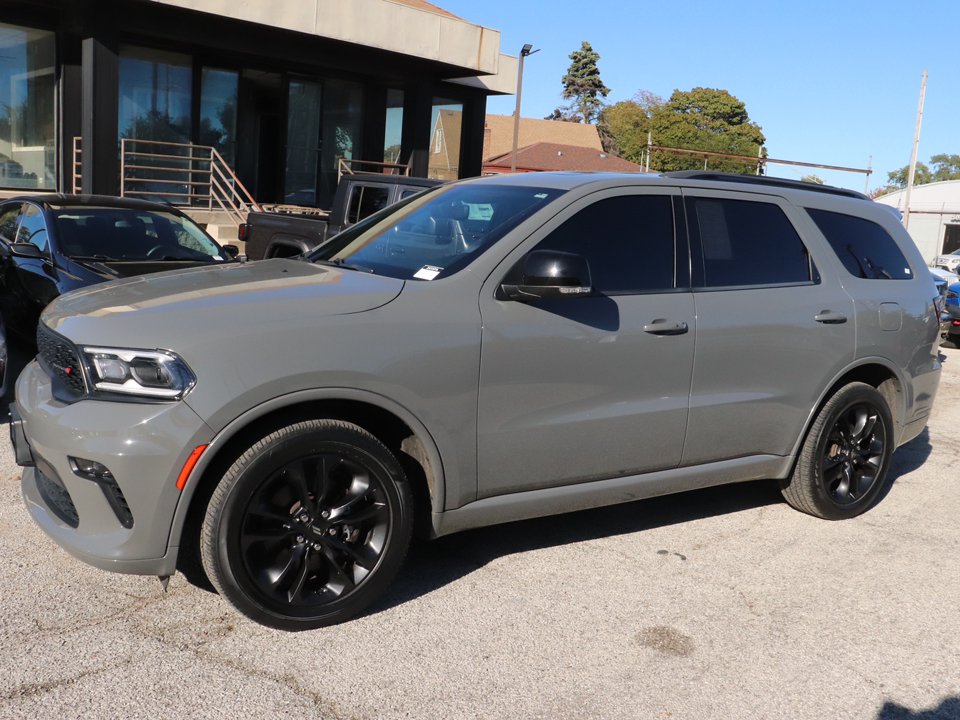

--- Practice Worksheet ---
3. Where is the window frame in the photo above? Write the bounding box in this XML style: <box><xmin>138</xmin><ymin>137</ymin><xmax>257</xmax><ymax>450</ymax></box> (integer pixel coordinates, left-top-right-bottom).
<box><xmin>493</xmin><ymin>186</ymin><xmax>688</xmax><ymax>299</ymax></box>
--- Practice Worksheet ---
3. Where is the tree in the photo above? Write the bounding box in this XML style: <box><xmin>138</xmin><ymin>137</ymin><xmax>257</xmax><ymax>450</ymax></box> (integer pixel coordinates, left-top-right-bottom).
<box><xmin>887</xmin><ymin>161</ymin><xmax>932</xmax><ymax>188</ymax></box>
<box><xmin>597</xmin><ymin>90</ymin><xmax>664</xmax><ymax>160</ymax></box>
<box><xmin>550</xmin><ymin>41</ymin><xmax>610</xmax><ymax>124</ymax></box>
<box><xmin>801</xmin><ymin>174</ymin><xmax>824</xmax><ymax>184</ymax></box>
<box><xmin>931</xmin><ymin>153</ymin><xmax>960</xmax><ymax>182</ymax></box>
<box><xmin>647</xmin><ymin>88</ymin><xmax>766</xmax><ymax>174</ymax></box>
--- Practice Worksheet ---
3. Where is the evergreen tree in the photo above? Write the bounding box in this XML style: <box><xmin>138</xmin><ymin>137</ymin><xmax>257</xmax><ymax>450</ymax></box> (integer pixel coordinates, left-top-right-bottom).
<box><xmin>552</xmin><ymin>42</ymin><xmax>610</xmax><ymax>124</ymax></box>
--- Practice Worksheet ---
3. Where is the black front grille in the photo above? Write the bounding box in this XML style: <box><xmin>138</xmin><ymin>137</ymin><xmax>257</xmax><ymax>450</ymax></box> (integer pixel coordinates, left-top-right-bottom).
<box><xmin>37</xmin><ymin>324</ymin><xmax>86</xmax><ymax>395</ymax></box>
<box><xmin>36</xmin><ymin>467</ymin><xmax>79</xmax><ymax>528</ymax></box>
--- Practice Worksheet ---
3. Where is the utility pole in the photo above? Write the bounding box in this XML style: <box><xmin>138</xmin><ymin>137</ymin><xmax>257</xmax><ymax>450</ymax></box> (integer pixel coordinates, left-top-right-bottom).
<box><xmin>904</xmin><ymin>71</ymin><xmax>928</xmax><ymax>230</ymax></box>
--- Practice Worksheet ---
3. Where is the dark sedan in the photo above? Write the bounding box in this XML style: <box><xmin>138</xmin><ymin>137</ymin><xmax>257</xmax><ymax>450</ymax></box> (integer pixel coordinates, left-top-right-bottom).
<box><xmin>0</xmin><ymin>195</ymin><xmax>238</xmax><ymax>337</ymax></box>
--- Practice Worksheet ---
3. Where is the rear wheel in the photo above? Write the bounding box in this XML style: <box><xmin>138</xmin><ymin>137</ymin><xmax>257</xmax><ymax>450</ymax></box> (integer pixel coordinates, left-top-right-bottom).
<box><xmin>781</xmin><ymin>382</ymin><xmax>894</xmax><ymax>520</ymax></box>
<box><xmin>200</xmin><ymin>419</ymin><xmax>413</xmax><ymax>630</ymax></box>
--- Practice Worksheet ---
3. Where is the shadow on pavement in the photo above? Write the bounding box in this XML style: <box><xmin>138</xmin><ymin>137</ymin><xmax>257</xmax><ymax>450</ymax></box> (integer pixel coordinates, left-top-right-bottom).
<box><xmin>877</xmin><ymin>697</ymin><xmax>960</xmax><ymax>719</ymax></box>
<box><xmin>377</xmin><ymin>477</ymin><xmax>785</xmax><ymax>616</ymax></box>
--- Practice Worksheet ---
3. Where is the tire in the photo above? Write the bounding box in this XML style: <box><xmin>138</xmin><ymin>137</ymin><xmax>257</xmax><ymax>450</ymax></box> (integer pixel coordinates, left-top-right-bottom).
<box><xmin>200</xmin><ymin>419</ymin><xmax>413</xmax><ymax>630</ymax></box>
<box><xmin>781</xmin><ymin>382</ymin><xmax>894</xmax><ymax>520</ymax></box>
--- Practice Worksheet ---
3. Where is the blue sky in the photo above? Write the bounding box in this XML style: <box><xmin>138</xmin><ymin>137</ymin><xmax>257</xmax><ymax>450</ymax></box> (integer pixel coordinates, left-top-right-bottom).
<box><xmin>440</xmin><ymin>0</ymin><xmax>960</xmax><ymax>193</ymax></box>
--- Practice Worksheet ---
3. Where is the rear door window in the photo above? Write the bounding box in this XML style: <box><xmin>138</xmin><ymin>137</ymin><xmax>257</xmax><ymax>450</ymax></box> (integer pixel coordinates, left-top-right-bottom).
<box><xmin>806</xmin><ymin>208</ymin><xmax>912</xmax><ymax>280</ymax></box>
<box><xmin>346</xmin><ymin>185</ymin><xmax>390</xmax><ymax>224</ymax></box>
<box><xmin>688</xmin><ymin>196</ymin><xmax>814</xmax><ymax>288</ymax></box>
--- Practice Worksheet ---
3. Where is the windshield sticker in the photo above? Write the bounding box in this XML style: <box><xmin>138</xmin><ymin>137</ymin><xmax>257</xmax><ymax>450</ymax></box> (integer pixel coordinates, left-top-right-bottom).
<box><xmin>414</xmin><ymin>265</ymin><xmax>443</xmax><ymax>281</ymax></box>
<box><xmin>534</xmin><ymin>193</ymin><xmax>548</xmax><ymax>199</ymax></box>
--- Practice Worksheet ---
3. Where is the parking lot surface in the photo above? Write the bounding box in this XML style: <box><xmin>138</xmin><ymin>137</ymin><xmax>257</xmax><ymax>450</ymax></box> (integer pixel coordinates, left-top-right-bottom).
<box><xmin>1</xmin><ymin>338</ymin><xmax>958</xmax><ymax>720</ymax></box>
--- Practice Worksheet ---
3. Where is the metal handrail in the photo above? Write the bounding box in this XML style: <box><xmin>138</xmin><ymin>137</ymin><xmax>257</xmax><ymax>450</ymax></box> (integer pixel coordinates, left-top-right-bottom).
<box><xmin>113</xmin><ymin>138</ymin><xmax>261</xmax><ymax>227</ymax></box>
<box><xmin>72</xmin><ymin>136</ymin><xmax>81</xmax><ymax>194</ymax></box>
<box><xmin>337</xmin><ymin>157</ymin><xmax>410</xmax><ymax>182</ymax></box>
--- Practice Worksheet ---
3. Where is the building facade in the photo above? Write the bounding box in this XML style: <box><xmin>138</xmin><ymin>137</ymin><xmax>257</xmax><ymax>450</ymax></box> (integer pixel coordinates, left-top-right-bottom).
<box><xmin>875</xmin><ymin>180</ymin><xmax>960</xmax><ymax>263</ymax></box>
<box><xmin>0</xmin><ymin>0</ymin><xmax>515</xmax><ymax>208</ymax></box>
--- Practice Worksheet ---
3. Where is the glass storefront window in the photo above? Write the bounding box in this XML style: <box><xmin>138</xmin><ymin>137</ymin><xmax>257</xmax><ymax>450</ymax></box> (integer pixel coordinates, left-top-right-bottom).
<box><xmin>119</xmin><ymin>46</ymin><xmax>193</xmax><ymax>144</ymax></box>
<box><xmin>200</xmin><ymin>68</ymin><xmax>238</xmax><ymax>168</ymax></box>
<box><xmin>285</xmin><ymin>79</ymin><xmax>322</xmax><ymax>207</ymax></box>
<box><xmin>319</xmin><ymin>78</ymin><xmax>363</xmax><ymax>208</ymax></box>
<box><xmin>384</xmin><ymin>88</ymin><xmax>403</xmax><ymax>165</ymax></box>
<box><xmin>119</xmin><ymin>46</ymin><xmax>193</xmax><ymax>202</ymax></box>
<box><xmin>428</xmin><ymin>97</ymin><xmax>462</xmax><ymax>181</ymax></box>
<box><xmin>0</xmin><ymin>23</ymin><xmax>56</xmax><ymax>190</ymax></box>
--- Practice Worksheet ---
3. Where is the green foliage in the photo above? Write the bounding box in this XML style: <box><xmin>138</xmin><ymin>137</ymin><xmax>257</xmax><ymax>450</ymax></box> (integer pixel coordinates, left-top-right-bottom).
<box><xmin>604</xmin><ymin>87</ymin><xmax>765</xmax><ymax>173</ymax></box>
<box><xmin>931</xmin><ymin>153</ymin><xmax>960</xmax><ymax>181</ymax></box>
<box><xmin>597</xmin><ymin>90</ymin><xmax>663</xmax><ymax>160</ymax></box>
<box><xmin>650</xmin><ymin>88</ymin><xmax>766</xmax><ymax>173</ymax></box>
<box><xmin>552</xmin><ymin>41</ymin><xmax>611</xmax><ymax>124</ymax></box>
<box><xmin>801</xmin><ymin>174</ymin><xmax>824</xmax><ymax>184</ymax></box>
<box><xmin>886</xmin><ymin>161</ymin><xmax>932</xmax><ymax>188</ymax></box>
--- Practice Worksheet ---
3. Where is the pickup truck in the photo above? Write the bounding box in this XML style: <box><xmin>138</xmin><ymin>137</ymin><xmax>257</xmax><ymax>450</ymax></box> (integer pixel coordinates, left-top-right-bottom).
<box><xmin>240</xmin><ymin>174</ymin><xmax>443</xmax><ymax>260</ymax></box>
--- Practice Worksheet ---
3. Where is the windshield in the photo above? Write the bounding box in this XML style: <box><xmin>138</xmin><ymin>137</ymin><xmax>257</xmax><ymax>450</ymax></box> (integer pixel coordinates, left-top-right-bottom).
<box><xmin>52</xmin><ymin>207</ymin><xmax>226</xmax><ymax>262</ymax></box>
<box><xmin>305</xmin><ymin>183</ymin><xmax>566</xmax><ymax>280</ymax></box>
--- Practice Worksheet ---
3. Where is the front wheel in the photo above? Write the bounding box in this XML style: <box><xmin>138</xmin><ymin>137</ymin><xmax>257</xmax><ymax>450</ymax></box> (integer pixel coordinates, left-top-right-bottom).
<box><xmin>200</xmin><ymin>419</ymin><xmax>414</xmax><ymax>630</ymax></box>
<box><xmin>781</xmin><ymin>382</ymin><xmax>894</xmax><ymax>520</ymax></box>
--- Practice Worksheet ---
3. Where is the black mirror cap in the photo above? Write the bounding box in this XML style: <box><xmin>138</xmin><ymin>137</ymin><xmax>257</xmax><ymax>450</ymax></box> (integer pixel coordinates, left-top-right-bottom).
<box><xmin>502</xmin><ymin>250</ymin><xmax>592</xmax><ymax>302</ymax></box>
<box><xmin>523</xmin><ymin>249</ymin><xmax>591</xmax><ymax>287</ymax></box>
<box><xmin>10</xmin><ymin>242</ymin><xmax>43</xmax><ymax>259</ymax></box>
<box><xmin>221</xmin><ymin>244</ymin><xmax>240</xmax><ymax>258</ymax></box>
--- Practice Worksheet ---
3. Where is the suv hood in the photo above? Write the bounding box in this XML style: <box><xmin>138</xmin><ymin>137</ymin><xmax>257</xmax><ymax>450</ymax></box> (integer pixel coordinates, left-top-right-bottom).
<box><xmin>42</xmin><ymin>258</ymin><xmax>404</xmax><ymax>341</ymax></box>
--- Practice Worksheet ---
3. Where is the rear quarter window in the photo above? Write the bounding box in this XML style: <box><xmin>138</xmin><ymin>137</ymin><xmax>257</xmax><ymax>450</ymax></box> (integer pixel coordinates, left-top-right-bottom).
<box><xmin>806</xmin><ymin>208</ymin><xmax>913</xmax><ymax>280</ymax></box>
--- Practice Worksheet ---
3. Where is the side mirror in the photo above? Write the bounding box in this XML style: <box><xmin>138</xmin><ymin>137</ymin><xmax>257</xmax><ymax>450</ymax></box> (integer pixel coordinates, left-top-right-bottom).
<box><xmin>221</xmin><ymin>244</ymin><xmax>240</xmax><ymax>259</ymax></box>
<box><xmin>502</xmin><ymin>249</ymin><xmax>592</xmax><ymax>302</ymax></box>
<box><xmin>10</xmin><ymin>242</ymin><xmax>43</xmax><ymax>259</ymax></box>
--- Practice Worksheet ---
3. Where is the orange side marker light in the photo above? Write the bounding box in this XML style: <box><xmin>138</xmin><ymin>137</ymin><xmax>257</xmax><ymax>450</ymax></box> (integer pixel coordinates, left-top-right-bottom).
<box><xmin>176</xmin><ymin>445</ymin><xmax>209</xmax><ymax>490</ymax></box>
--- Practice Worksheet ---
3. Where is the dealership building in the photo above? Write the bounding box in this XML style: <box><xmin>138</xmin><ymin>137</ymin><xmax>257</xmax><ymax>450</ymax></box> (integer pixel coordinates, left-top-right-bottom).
<box><xmin>0</xmin><ymin>0</ymin><xmax>515</xmax><ymax>209</ymax></box>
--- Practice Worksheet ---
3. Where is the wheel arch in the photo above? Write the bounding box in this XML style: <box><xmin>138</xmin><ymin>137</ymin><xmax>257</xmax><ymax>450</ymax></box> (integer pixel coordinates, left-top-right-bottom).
<box><xmin>168</xmin><ymin>389</ymin><xmax>446</xmax><ymax>568</ymax></box>
<box><xmin>790</xmin><ymin>358</ymin><xmax>906</xmax><ymax>460</ymax></box>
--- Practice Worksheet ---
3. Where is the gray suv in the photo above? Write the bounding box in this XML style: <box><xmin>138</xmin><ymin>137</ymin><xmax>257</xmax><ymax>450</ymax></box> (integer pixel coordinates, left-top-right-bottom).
<box><xmin>11</xmin><ymin>171</ymin><xmax>942</xmax><ymax>630</ymax></box>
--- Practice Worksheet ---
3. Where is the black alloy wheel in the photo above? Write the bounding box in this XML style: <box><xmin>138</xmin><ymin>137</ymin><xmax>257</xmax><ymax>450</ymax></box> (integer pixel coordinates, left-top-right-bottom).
<box><xmin>201</xmin><ymin>420</ymin><xmax>413</xmax><ymax>630</ymax></box>
<box><xmin>781</xmin><ymin>382</ymin><xmax>894</xmax><ymax>520</ymax></box>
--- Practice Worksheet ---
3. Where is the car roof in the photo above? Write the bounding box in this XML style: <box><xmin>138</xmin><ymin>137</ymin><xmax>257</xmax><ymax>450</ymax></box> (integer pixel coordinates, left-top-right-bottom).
<box><xmin>3</xmin><ymin>194</ymin><xmax>189</xmax><ymax>214</ymax></box>
<box><xmin>455</xmin><ymin>171</ymin><xmax>872</xmax><ymax>203</ymax></box>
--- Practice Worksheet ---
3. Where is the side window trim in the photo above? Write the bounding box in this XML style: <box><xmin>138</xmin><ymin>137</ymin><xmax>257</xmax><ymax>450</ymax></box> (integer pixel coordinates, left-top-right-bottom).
<box><xmin>682</xmin><ymin>189</ymin><xmax>818</xmax><ymax>291</ymax></box>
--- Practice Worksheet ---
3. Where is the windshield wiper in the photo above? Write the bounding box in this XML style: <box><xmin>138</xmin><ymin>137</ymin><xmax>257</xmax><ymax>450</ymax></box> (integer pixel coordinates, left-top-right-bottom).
<box><xmin>68</xmin><ymin>254</ymin><xmax>117</xmax><ymax>262</ymax></box>
<box><xmin>312</xmin><ymin>258</ymin><xmax>375</xmax><ymax>274</ymax></box>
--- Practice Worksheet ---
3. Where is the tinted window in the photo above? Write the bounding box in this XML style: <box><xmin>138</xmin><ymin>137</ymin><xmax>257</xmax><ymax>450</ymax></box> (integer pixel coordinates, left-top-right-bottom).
<box><xmin>807</xmin><ymin>208</ymin><xmax>912</xmax><ymax>280</ymax></box>
<box><xmin>0</xmin><ymin>205</ymin><xmax>21</xmax><ymax>243</ymax></box>
<box><xmin>693</xmin><ymin>198</ymin><xmax>811</xmax><ymax>287</ymax></box>
<box><xmin>528</xmin><ymin>195</ymin><xmax>676</xmax><ymax>294</ymax></box>
<box><xmin>347</xmin><ymin>186</ymin><xmax>390</xmax><ymax>224</ymax></box>
<box><xmin>17</xmin><ymin>204</ymin><xmax>48</xmax><ymax>253</ymax></box>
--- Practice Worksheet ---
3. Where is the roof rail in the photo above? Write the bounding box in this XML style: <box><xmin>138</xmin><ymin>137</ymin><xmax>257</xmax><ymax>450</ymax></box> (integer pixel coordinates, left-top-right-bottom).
<box><xmin>665</xmin><ymin>171</ymin><xmax>870</xmax><ymax>201</ymax></box>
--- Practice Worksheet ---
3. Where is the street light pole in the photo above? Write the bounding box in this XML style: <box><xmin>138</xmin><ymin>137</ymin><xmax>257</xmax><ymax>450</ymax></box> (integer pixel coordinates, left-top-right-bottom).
<box><xmin>511</xmin><ymin>43</ymin><xmax>538</xmax><ymax>174</ymax></box>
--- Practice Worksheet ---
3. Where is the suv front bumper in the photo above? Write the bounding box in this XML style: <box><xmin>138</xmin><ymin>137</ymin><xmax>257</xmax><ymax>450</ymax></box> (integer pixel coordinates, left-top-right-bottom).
<box><xmin>15</xmin><ymin>360</ymin><xmax>214</xmax><ymax>576</ymax></box>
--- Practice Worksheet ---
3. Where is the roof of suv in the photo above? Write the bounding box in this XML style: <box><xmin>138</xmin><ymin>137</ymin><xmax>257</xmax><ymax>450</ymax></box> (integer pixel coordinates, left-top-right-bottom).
<box><xmin>463</xmin><ymin>170</ymin><xmax>872</xmax><ymax>203</ymax></box>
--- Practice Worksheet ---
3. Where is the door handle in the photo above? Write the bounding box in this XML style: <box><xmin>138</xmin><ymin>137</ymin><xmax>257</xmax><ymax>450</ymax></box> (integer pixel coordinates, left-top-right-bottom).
<box><xmin>815</xmin><ymin>310</ymin><xmax>848</xmax><ymax>325</ymax></box>
<box><xmin>643</xmin><ymin>319</ymin><xmax>689</xmax><ymax>335</ymax></box>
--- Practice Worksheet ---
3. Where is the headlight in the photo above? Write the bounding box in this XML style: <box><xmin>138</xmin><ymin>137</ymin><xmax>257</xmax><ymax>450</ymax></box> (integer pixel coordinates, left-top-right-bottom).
<box><xmin>80</xmin><ymin>347</ymin><xmax>196</xmax><ymax>400</ymax></box>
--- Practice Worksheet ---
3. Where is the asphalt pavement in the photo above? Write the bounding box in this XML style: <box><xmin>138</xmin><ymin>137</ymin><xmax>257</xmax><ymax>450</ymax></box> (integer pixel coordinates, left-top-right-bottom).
<box><xmin>0</xmin><ymin>337</ymin><xmax>958</xmax><ymax>720</ymax></box>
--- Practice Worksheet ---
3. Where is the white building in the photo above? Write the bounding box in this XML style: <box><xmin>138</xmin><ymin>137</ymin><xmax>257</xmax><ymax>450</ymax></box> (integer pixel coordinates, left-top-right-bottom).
<box><xmin>874</xmin><ymin>181</ymin><xmax>960</xmax><ymax>263</ymax></box>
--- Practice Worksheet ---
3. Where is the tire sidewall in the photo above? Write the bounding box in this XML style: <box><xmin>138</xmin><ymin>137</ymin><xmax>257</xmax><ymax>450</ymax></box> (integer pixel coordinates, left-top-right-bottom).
<box><xmin>810</xmin><ymin>386</ymin><xmax>894</xmax><ymax>519</ymax></box>
<box><xmin>206</xmin><ymin>422</ymin><xmax>412</xmax><ymax>629</ymax></box>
